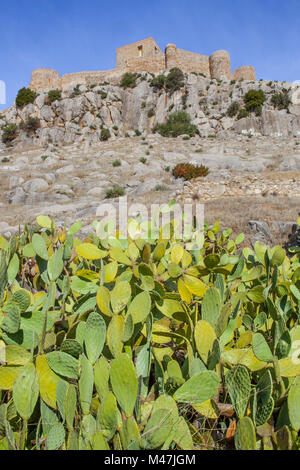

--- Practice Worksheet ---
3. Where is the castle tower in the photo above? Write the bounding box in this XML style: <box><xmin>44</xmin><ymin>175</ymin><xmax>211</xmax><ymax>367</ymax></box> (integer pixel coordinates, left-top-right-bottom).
<box><xmin>30</xmin><ymin>69</ymin><xmax>61</xmax><ymax>91</ymax></box>
<box><xmin>165</xmin><ymin>44</ymin><xmax>178</xmax><ymax>70</ymax></box>
<box><xmin>233</xmin><ymin>66</ymin><xmax>256</xmax><ymax>81</ymax></box>
<box><xmin>209</xmin><ymin>50</ymin><xmax>231</xmax><ymax>80</ymax></box>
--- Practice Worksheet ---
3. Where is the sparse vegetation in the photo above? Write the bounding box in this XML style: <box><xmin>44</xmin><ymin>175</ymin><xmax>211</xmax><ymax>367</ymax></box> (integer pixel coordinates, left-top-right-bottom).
<box><xmin>71</xmin><ymin>85</ymin><xmax>81</xmax><ymax>97</ymax></box>
<box><xmin>227</xmin><ymin>101</ymin><xmax>240</xmax><ymax>117</ymax></box>
<box><xmin>237</xmin><ymin>109</ymin><xmax>250</xmax><ymax>120</ymax></box>
<box><xmin>20</xmin><ymin>117</ymin><xmax>40</xmax><ymax>133</ymax></box>
<box><xmin>100</xmin><ymin>128</ymin><xmax>111</xmax><ymax>141</ymax></box>
<box><xmin>154</xmin><ymin>184</ymin><xmax>169</xmax><ymax>192</ymax></box>
<box><xmin>271</xmin><ymin>91</ymin><xmax>291</xmax><ymax>110</ymax></box>
<box><xmin>120</xmin><ymin>72</ymin><xmax>138</xmax><ymax>89</ymax></box>
<box><xmin>1</xmin><ymin>123</ymin><xmax>18</xmax><ymax>144</ymax></box>
<box><xmin>147</xmin><ymin>108</ymin><xmax>155</xmax><ymax>118</ymax></box>
<box><xmin>112</xmin><ymin>159</ymin><xmax>121</xmax><ymax>167</ymax></box>
<box><xmin>105</xmin><ymin>185</ymin><xmax>125</xmax><ymax>198</ymax></box>
<box><xmin>47</xmin><ymin>89</ymin><xmax>62</xmax><ymax>103</ymax></box>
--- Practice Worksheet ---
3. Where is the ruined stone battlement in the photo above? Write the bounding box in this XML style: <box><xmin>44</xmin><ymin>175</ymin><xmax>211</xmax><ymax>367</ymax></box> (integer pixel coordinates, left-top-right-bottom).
<box><xmin>29</xmin><ymin>37</ymin><xmax>256</xmax><ymax>91</ymax></box>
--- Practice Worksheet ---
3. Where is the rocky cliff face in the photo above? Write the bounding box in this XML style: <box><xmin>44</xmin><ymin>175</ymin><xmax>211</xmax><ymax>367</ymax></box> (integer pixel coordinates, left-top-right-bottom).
<box><xmin>1</xmin><ymin>72</ymin><xmax>300</xmax><ymax>150</ymax></box>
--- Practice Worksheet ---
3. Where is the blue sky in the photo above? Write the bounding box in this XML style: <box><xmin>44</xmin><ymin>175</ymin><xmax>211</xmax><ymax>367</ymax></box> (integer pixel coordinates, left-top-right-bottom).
<box><xmin>1</xmin><ymin>0</ymin><xmax>300</xmax><ymax>110</ymax></box>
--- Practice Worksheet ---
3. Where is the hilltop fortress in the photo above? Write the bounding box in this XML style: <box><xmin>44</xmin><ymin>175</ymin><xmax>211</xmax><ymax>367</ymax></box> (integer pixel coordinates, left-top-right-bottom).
<box><xmin>29</xmin><ymin>37</ymin><xmax>256</xmax><ymax>91</ymax></box>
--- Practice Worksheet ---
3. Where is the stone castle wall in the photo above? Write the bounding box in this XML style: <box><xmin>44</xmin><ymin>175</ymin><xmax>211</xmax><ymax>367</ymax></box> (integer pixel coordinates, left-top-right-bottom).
<box><xmin>233</xmin><ymin>66</ymin><xmax>256</xmax><ymax>81</ymax></box>
<box><xmin>168</xmin><ymin>47</ymin><xmax>210</xmax><ymax>76</ymax></box>
<box><xmin>116</xmin><ymin>37</ymin><xmax>164</xmax><ymax>68</ymax></box>
<box><xmin>29</xmin><ymin>37</ymin><xmax>256</xmax><ymax>91</ymax></box>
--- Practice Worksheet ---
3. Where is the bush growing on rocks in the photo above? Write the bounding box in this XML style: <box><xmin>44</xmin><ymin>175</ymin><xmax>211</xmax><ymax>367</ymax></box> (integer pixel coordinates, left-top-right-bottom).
<box><xmin>150</xmin><ymin>74</ymin><xmax>166</xmax><ymax>91</ymax></box>
<box><xmin>150</xmin><ymin>68</ymin><xmax>184</xmax><ymax>95</ymax></box>
<box><xmin>15</xmin><ymin>87</ymin><xmax>36</xmax><ymax>107</ymax></box>
<box><xmin>227</xmin><ymin>101</ymin><xmax>240</xmax><ymax>117</ymax></box>
<box><xmin>105</xmin><ymin>185</ymin><xmax>125</xmax><ymax>198</ymax></box>
<box><xmin>147</xmin><ymin>108</ymin><xmax>155</xmax><ymax>118</ymax></box>
<box><xmin>1</xmin><ymin>123</ymin><xmax>18</xmax><ymax>144</ymax></box>
<box><xmin>244</xmin><ymin>89</ymin><xmax>266</xmax><ymax>116</ymax></box>
<box><xmin>100</xmin><ymin>128</ymin><xmax>111</xmax><ymax>141</ymax></box>
<box><xmin>271</xmin><ymin>91</ymin><xmax>291</xmax><ymax>110</ymax></box>
<box><xmin>120</xmin><ymin>72</ymin><xmax>138</xmax><ymax>89</ymax></box>
<box><xmin>20</xmin><ymin>117</ymin><xmax>40</xmax><ymax>133</ymax></box>
<box><xmin>172</xmin><ymin>162</ymin><xmax>209</xmax><ymax>180</ymax></box>
<box><xmin>237</xmin><ymin>108</ymin><xmax>249</xmax><ymax>120</ymax></box>
<box><xmin>165</xmin><ymin>67</ymin><xmax>185</xmax><ymax>94</ymax></box>
<box><xmin>154</xmin><ymin>111</ymin><xmax>197</xmax><ymax>138</ymax></box>
<box><xmin>47</xmin><ymin>89</ymin><xmax>62</xmax><ymax>103</ymax></box>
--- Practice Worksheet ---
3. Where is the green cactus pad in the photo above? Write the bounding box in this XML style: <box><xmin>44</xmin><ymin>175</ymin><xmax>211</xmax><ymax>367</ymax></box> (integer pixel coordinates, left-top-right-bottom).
<box><xmin>110</xmin><ymin>353</ymin><xmax>138</xmax><ymax>417</ymax></box>
<box><xmin>225</xmin><ymin>365</ymin><xmax>251</xmax><ymax>418</ymax></box>
<box><xmin>234</xmin><ymin>417</ymin><xmax>257</xmax><ymax>450</ymax></box>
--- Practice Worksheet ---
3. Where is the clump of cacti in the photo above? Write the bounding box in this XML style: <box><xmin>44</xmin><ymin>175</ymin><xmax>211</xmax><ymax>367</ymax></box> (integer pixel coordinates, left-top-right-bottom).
<box><xmin>0</xmin><ymin>210</ymin><xmax>299</xmax><ymax>450</ymax></box>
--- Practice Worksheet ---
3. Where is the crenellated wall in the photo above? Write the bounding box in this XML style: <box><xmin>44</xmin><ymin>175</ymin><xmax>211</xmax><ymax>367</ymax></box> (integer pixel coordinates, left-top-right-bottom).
<box><xmin>29</xmin><ymin>38</ymin><xmax>256</xmax><ymax>91</ymax></box>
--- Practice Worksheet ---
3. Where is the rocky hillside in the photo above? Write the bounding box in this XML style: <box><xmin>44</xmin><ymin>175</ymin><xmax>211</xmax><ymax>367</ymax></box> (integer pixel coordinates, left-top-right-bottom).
<box><xmin>1</xmin><ymin>71</ymin><xmax>300</xmax><ymax>149</ymax></box>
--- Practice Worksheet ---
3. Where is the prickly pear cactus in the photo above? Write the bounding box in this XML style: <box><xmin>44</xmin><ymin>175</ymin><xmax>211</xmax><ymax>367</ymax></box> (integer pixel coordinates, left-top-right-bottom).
<box><xmin>0</xmin><ymin>212</ymin><xmax>299</xmax><ymax>450</ymax></box>
<box><xmin>234</xmin><ymin>417</ymin><xmax>257</xmax><ymax>450</ymax></box>
<box><xmin>225</xmin><ymin>365</ymin><xmax>251</xmax><ymax>418</ymax></box>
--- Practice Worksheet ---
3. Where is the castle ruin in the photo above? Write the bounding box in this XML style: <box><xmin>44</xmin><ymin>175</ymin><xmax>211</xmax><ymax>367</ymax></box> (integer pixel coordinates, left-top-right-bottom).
<box><xmin>29</xmin><ymin>37</ymin><xmax>256</xmax><ymax>91</ymax></box>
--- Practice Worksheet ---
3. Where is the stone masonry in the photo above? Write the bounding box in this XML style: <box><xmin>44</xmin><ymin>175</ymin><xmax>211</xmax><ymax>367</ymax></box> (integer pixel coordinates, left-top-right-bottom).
<box><xmin>29</xmin><ymin>37</ymin><xmax>256</xmax><ymax>91</ymax></box>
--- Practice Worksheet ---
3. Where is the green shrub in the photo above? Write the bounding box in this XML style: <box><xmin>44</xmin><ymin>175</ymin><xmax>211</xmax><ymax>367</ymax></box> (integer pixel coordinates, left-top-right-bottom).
<box><xmin>271</xmin><ymin>91</ymin><xmax>291</xmax><ymax>110</ymax></box>
<box><xmin>227</xmin><ymin>101</ymin><xmax>240</xmax><ymax>117</ymax></box>
<box><xmin>150</xmin><ymin>74</ymin><xmax>166</xmax><ymax>91</ymax></box>
<box><xmin>120</xmin><ymin>73</ymin><xmax>138</xmax><ymax>89</ymax></box>
<box><xmin>47</xmin><ymin>89</ymin><xmax>62</xmax><ymax>103</ymax></box>
<box><xmin>140</xmin><ymin>157</ymin><xmax>147</xmax><ymax>164</ymax></box>
<box><xmin>20</xmin><ymin>117</ymin><xmax>40</xmax><ymax>133</ymax></box>
<box><xmin>101</xmin><ymin>92</ymin><xmax>108</xmax><ymax>99</ymax></box>
<box><xmin>15</xmin><ymin>88</ymin><xmax>36</xmax><ymax>107</ymax></box>
<box><xmin>244</xmin><ymin>89</ymin><xmax>266</xmax><ymax>115</ymax></box>
<box><xmin>105</xmin><ymin>185</ymin><xmax>125</xmax><ymax>198</ymax></box>
<box><xmin>154</xmin><ymin>111</ymin><xmax>197</xmax><ymax>138</ymax></box>
<box><xmin>100</xmin><ymin>128</ymin><xmax>111</xmax><ymax>141</ymax></box>
<box><xmin>1</xmin><ymin>123</ymin><xmax>18</xmax><ymax>144</ymax></box>
<box><xmin>135</xmin><ymin>129</ymin><xmax>142</xmax><ymax>137</ymax></box>
<box><xmin>154</xmin><ymin>184</ymin><xmax>169</xmax><ymax>192</ymax></box>
<box><xmin>165</xmin><ymin>68</ymin><xmax>185</xmax><ymax>94</ymax></box>
<box><xmin>112</xmin><ymin>160</ymin><xmax>121</xmax><ymax>167</ymax></box>
<box><xmin>147</xmin><ymin>108</ymin><xmax>155</xmax><ymax>118</ymax></box>
<box><xmin>237</xmin><ymin>109</ymin><xmax>249</xmax><ymax>120</ymax></box>
<box><xmin>72</xmin><ymin>85</ymin><xmax>81</xmax><ymax>97</ymax></box>
<box><xmin>172</xmin><ymin>163</ymin><xmax>209</xmax><ymax>180</ymax></box>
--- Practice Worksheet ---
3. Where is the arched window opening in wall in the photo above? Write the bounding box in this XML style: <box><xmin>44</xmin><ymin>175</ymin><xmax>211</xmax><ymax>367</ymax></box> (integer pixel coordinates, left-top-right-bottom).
<box><xmin>138</xmin><ymin>46</ymin><xmax>143</xmax><ymax>57</ymax></box>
